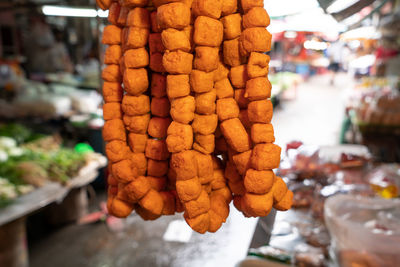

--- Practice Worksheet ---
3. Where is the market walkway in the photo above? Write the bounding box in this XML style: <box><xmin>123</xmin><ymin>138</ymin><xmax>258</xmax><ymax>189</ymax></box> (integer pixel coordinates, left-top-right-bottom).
<box><xmin>29</xmin><ymin>73</ymin><xmax>350</xmax><ymax>267</ymax></box>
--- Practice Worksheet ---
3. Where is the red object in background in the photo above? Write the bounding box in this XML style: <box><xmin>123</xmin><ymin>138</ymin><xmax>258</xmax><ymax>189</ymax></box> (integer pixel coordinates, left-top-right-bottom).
<box><xmin>286</xmin><ymin>141</ymin><xmax>303</xmax><ymax>151</ymax></box>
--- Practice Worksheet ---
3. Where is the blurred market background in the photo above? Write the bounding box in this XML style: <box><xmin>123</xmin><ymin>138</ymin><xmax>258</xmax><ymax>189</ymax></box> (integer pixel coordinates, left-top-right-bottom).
<box><xmin>0</xmin><ymin>0</ymin><xmax>399</xmax><ymax>266</ymax></box>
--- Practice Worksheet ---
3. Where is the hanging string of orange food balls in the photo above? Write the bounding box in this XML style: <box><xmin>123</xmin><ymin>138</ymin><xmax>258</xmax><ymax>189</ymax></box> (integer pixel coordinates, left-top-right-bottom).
<box><xmin>97</xmin><ymin>0</ymin><xmax>293</xmax><ymax>234</ymax></box>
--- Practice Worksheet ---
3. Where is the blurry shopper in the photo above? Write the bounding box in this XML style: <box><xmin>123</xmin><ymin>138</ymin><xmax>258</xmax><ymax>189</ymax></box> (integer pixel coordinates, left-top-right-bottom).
<box><xmin>327</xmin><ymin>41</ymin><xmax>345</xmax><ymax>85</ymax></box>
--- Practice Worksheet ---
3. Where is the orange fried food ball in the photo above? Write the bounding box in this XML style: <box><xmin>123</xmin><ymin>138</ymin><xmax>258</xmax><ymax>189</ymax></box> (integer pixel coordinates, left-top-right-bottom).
<box><xmin>184</xmin><ymin>189</ymin><xmax>210</xmax><ymax>218</ymax></box>
<box><xmin>122</xmin><ymin>95</ymin><xmax>150</xmax><ymax>116</ymax></box>
<box><xmin>193</xmin><ymin>134</ymin><xmax>215</xmax><ymax>154</ymax></box>
<box><xmin>145</xmin><ymin>139</ymin><xmax>170</xmax><ymax>161</ymax></box>
<box><xmin>151</xmin><ymin>73</ymin><xmax>167</xmax><ymax>98</ymax></box>
<box><xmin>274</xmin><ymin>190</ymin><xmax>293</xmax><ymax>211</ymax></box>
<box><xmin>117</xmin><ymin>6</ymin><xmax>129</xmax><ymax>26</ymax></box>
<box><xmin>192</xmin><ymin>0</ymin><xmax>222</xmax><ymax>19</ymax></box>
<box><xmin>157</xmin><ymin>2</ymin><xmax>191</xmax><ymax>30</ymax></box>
<box><xmin>192</xmin><ymin>114</ymin><xmax>218</xmax><ymax>135</ymax></box>
<box><xmin>135</xmin><ymin>204</ymin><xmax>161</xmax><ymax>221</ymax></box>
<box><xmin>150</xmin><ymin>11</ymin><xmax>161</xmax><ymax>33</ymax></box>
<box><xmin>117</xmin><ymin>183</ymin><xmax>138</xmax><ymax>204</ymax></box>
<box><xmin>220</xmin><ymin>118</ymin><xmax>251</xmax><ymax>152</ymax></box>
<box><xmin>182</xmin><ymin>25</ymin><xmax>194</xmax><ymax>50</ymax></box>
<box><xmin>194</xmin><ymin>46</ymin><xmax>219</xmax><ymax>72</ymax></box>
<box><xmin>228</xmin><ymin>179</ymin><xmax>246</xmax><ymax>195</ymax></box>
<box><xmin>124</xmin><ymin>48</ymin><xmax>149</xmax><ymax>68</ymax></box>
<box><xmin>149</xmin><ymin>33</ymin><xmax>165</xmax><ymax>54</ymax></box>
<box><xmin>251</xmin><ymin>143</ymin><xmax>281</xmax><ymax>170</ymax></box>
<box><xmin>126</xmin><ymin>7</ymin><xmax>150</xmax><ymax>28</ymax></box>
<box><xmin>243</xmin><ymin>192</ymin><xmax>273</xmax><ymax>217</ymax></box>
<box><xmin>245</xmin><ymin>77</ymin><xmax>272</xmax><ymax>101</ymax></box>
<box><xmin>240</xmin><ymin>0</ymin><xmax>263</xmax><ymax>12</ymax></box>
<box><xmin>170</xmin><ymin>150</ymin><xmax>197</xmax><ymax>180</ymax></box>
<box><xmin>239</xmin><ymin>109</ymin><xmax>251</xmax><ymax>130</ymax></box>
<box><xmin>147</xmin><ymin>159</ymin><xmax>169</xmax><ymax>177</ymax></box>
<box><xmin>150</xmin><ymin>52</ymin><xmax>166</xmax><ymax>73</ymax></box>
<box><xmin>224</xmin><ymin>160</ymin><xmax>241</xmax><ymax>183</ymax></box>
<box><xmin>166</xmin><ymin>121</ymin><xmax>194</xmax><ymax>153</ymax></box>
<box><xmin>103</xmin><ymin>82</ymin><xmax>123</xmax><ymax>103</ymax></box>
<box><xmin>243</xmin><ymin>7</ymin><xmax>270</xmax><ymax>28</ymax></box>
<box><xmin>160</xmin><ymin>191</ymin><xmax>176</xmax><ymax>215</ymax></box>
<box><xmin>211</xmin><ymin>169</ymin><xmax>227</xmax><ymax>190</ymax></box>
<box><xmin>244</xmin><ymin>169</ymin><xmax>274</xmax><ymax>194</ymax></box>
<box><xmin>239</xmin><ymin>28</ymin><xmax>272</xmax><ymax>56</ymax></box>
<box><xmin>167</xmin><ymin>75</ymin><xmax>190</xmax><ymax>99</ymax></box>
<box><xmin>130</xmin><ymin>153</ymin><xmax>147</xmax><ymax>176</ymax></box>
<box><xmin>103</xmin><ymin>119</ymin><xmax>126</xmax><ymax>142</ymax></box>
<box><xmin>105</xmin><ymin>45</ymin><xmax>122</xmax><ymax>65</ymax></box>
<box><xmin>147</xmin><ymin>176</ymin><xmax>167</xmax><ymax>191</ymax></box>
<box><xmin>139</xmin><ymin>189</ymin><xmax>164</xmax><ymax>215</ymax></box>
<box><xmin>247</xmin><ymin>99</ymin><xmax>273</xmax><ymax>123</ymax></box>
<box><xmin>221</xmin><ymin>13</ymin><xmax>242</xmax><ymax>40</ymax></box>
<box><xmin>110</xmin><ymin>198</ymin><xmax>134</xmax><ymax>218</ymax></box>
<box><xmin>213</xmin><ymin>59</ymin><xmax>230</xmax><ymax>82</ymax></box>
<box><xmin>170</xmin><ymin>96</ymin><xmax>195</xmax><ymax>124</ymax></box>
<box><xmin>184</xmin><ymin>212</ymin><xmax>210</xmax><ymax>234</ymax></box>
<box><xmin>232</xmin><ymin>150</ymin><xmax>252</xmax><ymax>175</ymax></box>
<box><xmin>161</xmin><ymin>28</ymin><xmax>191</xmax><ymax>52</ymax></box>
<box><xmin>223</xmin><ymin>38</ymin><xmax>244</xmax><ymax>67</ymax></box>
<box><xmin>123</xmin><ymin>68</ymin><xmax>148</xmax><ymax>96</ymax></box>
<box><xmin>195</xmin><ymin>89</ymin><xmax>217</xmax><ymax>115</ymax></box>
<box><xmin>215</xmin><ymin>78</ymin><xmax>234</xmax><ymax>99</ymax></box>
<box><xmin>148</xmin><ymin>117</ymin><xmax>171</xmax><ymax>139</ymax></box>
<box><xmin>105</xmin><ymin>140</ymin><xmax>131</xmax><ymax>163</ymax></box>
<box><xmin>221</xmin><ymin>0</ymin><xmax>237</xmax><ymax>16</ymax></box>
<box><xmin>151</xmin><ymin>97</ymin><xmax>170</xmax><ymax>118</ymax></box>
<box><xmin>234</xmin><ymin>89</ymin><xmax>250</xmax><ymax>108</ymax></box>
<box><xmin>190</xmin><ymin>70</ymin><xmax>214</xmax><ymax>93</ymax></box>
<box><xmin>216</xmin><ymin>98</ymin><xmax>240</xmax><ymax>121</ymax></box>
<box><xmin>271</xmin><ymin>177</ymin><xmax>288</xmax><ymax>203</ymax></box>
<box><xmin>125</xmin><ymin>176</ymin><xmax>151</xmax><ymax>200</ymax></box>
<box><xmin>107</xmin><ymin>2</ymin><xmax>120</xmax><ymax>25</ymax></box>
<box><xmin>210</xmin><ymin>194</ymin><xmax>229</xmax><ymax>221</ymax></box>
<box><xmin>102</xmin><ymin>65</ymin><xmax>121</xmax><ymax>83</ymax></box>
<box><xmin>122</xmin><ymin>0</ymin><xmax>149</xmax><ymax>8</ymax></box>
<box><xmin>123</xmin><ymin>114</ymin><xmax>150</xmax><ymax>134</ymax></box>
<box><xmin>124</xmin><ymin>27</ymin><xmax>149</xmax><ymax>49</ymax></box>
<box><xmin>193</xmin><ymin>151</ymin><xmax>214</xmax><ymax>184</ymax></box>
<box><xmin>128</xmin><ymin>133</ymin><xmax>148</xmax><ymax>153</ymax></box>
<box><xmin>194</xmin><ymin>16</ymin><xmax>223</xmax><ymax>47</ymax></box>
<box><xmin>102</xmin><ymin>25</ymin><xmax>122</xmax><ymax>45</ymax></box>
<box><xmin>247</xmin><ymin>52</ymin><xmax>270</xmax><ymax>79</ymax></box>
<box><xmin>210</xmin><ymin>186</ymin><xmax>233</xmax><ymax>204</ymax></box>
<box><xmin>176</xmin><ymin>177</ymin><xmax>202</xmax><ymax>202</ymax></box>
<box><xmin>229</xmin><ymin>64</ymin><xmax>249</xmax><ymax>88</ymax></box>
<box><xmin>103</xmin><ymin>102</ymin><xmax>122</xmax><ymax>120</ymax></box>
<box><xmin>163</xmin><ymin>50</ymin><xmax>193</xmax><ymax>74</ymax></box>
<box><xmin>97</xmin><ymin>0</ymin><xmax>112</xmax><ymax>10</ymax></box>
<box><xmin>251</xmin><ymin>123</ymin><xmax>275</xmax><ymax>144</ymax></box>
<box><xmin>112</xmin><ymin>159</ymin><xmax>137</xmax><ymax>183</ymax></box>
<box><xmin>203</xmin><ymin>183</ymin><xmax>212</xmax><ymax>194</ymax></box>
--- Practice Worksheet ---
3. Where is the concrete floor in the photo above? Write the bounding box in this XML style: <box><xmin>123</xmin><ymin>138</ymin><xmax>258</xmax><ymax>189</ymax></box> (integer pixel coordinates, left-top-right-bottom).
<box><xmin>29</xmin><ymin>74</ymin><xmax>348</xmax><ymax>267</ymax></box>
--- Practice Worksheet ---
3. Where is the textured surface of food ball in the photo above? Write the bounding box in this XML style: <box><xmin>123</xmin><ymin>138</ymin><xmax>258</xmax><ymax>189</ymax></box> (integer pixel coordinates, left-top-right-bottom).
<box><xmin>229</xmin><ymin>64</ymin><xmax>248</xmax><ymax>88</ymax></box>
<box><xmin>117</xmin><ymin>183</ymin><xmax>138</xmax><ymax>204</ymax></box>
<box><xmin>110</xmin><ymin>198</ymin><xmax>134</xmax><ymax>218</ymax></box>
<box><xmin>221</xmin><ymin>13</ymin><xmax>242</xmax><ymax>40</ymax></box>
<box><xmin>216</xmin><ymin>98</ymin><xmax>240</xmax><ymax>121</ymax></box>
<box><xmin>151</xmin><ymin>73</ymin><xmax>167</xmax><ymax>98</ymax></box>
<box><xmin>102</xmin><ymin>65</ymin><xmax>121</xmax><ymax>82</ymax></box>
<box><xmin>192</xmin><ymin>114</ymin><xmax>218</xmax><ymax>135</ymax></box>
<box><xmin>220</xmin><ymin>118</ymin><xmax>251</xmax><ymax>152</ymax></box>
<box><xmin>240</xmin><ymin>28</ymin><xmax>272</xmax><ymax>55</ymax></box>
<box><xmin>193</xmin><ymin>134</ymin><xmax>215</xmax><ymax>154</ymax></box>
<box><xmin>123</xmin><ymin>114</ymin><xmax>150</xmax><ymax>134</ymax></box>
<box><xmin>195</xmin><ymin>89</ymin><xmax>217</xmax><ymax>115</ymax></box>
<box><xmin>151</xmin><ymin>97</ymin><xmax>170</xmax><ymax>118</ymax></box>
<box><xmin>242</xmin><ymin>7</ymin><xmax>270</xmax><ymax>28</ymax></box>
<box><xmin>190</xmin><ymin>70</ymin><xmax>214</xmax><ymax>93</ymax></box>
<box><xmin>139</xmin><ymin>189</ymin><xmax>164</xmax><ymax>215</ymax></box>
<box><xmin>135</xmin><ymin>204</ymin><xmax>161</xmax><ymax>221</ymax></box>
<box><xmin>103</xmin><ymin>119</ymin><xmax>126</xmax><ymax>142</ymax></box>
<box><xmin>128</xmin><ymin>133</ymin><xmax>148</xmax><ymax>153</ymax></box>
<box><xmin>160</xmin><ymin>191</ymin><xmax>176</xmax><ymax>215</ymax></box>
<box><xmin>213</xmin><ymin>59</ymin><xmax>230</xmax><ymax>82</ymax></box>
<box><xmin>124</xmin><ymin>27</ymin><xmax>149</xmax><ymax>49</ymax></box>
<box><xmin>102</xmin><ymin>25</ymin><xmax>122</xmax><ymax>45</ymax></box>
<box><xmin>184</xmin><ymin>212</ymin><xmax>210</xmax><ymax>234</ymax></box>
<box><xmin>194</xmin><ymin>46</ymin><xmax>219</xmax><ymax>72</ymax></box>
<box><xmin>215</xmin><ymin>78</ymin><xmax>234</xmax><ymax>99</ymax></box>
<box><xmin>232</xmin><ymin>150</ymin><xmax>252</xmax><ymax>175</ymax></box>
<box><xmin>221</xmin><ymin>0</ymin><xmax>237</xmax><ymax>15</ymax></box>
<box><xmin>152</xmin><ymin>0</ymin><xmax>181</xmax><ymax>8</ymax></box>
<box><xmin>105</xmin><ymin>140</ymin><xmax>131</xmax><ymax>163</ymax></box>
<box><xmin>103</xmin><ymin>82</ymin><xmax>123</xmax><ymax>103</ymax></box>
<box><xmin>130</xmin><ymin>153</ymin><xmax>147</xmax><ymax>176</ymax></box>
<box><xmin>244</xmin><ymin>169</ymin><xmax>274</xmax><ymax>194</ymax></box>
<box><xmin>145</xmin><ymin>139</ymin><xmax>170</xmax><ymax>161</ymax></box>
<box><xmin>210</xmin><ymin>194</ymin><xmax>229</xmax><ymax>220</ymax></box>
<box><xmin>247</xmin><ymin>99</ymin><xmax>273</xmax><ymax>123</ymax></box>
<box><xmin>107</xmin><ymin>2</ymin><xmax>120</xmax><ymax>25</ymax></box>
<box><xmin>211</xmin><ymin>186</ymin><xmax>233</xmax><ymax>204</ymax></box>
<box><xmin>122</xmin><ymin>0</ymin><xmax>149</xmax><ymax>7</ymax></box>
<box><xmin>149</xmin><ymin>33</ymin><xmax>165</xmax><ymax>54</ymax></box>
<box><xmin>167</xmin><ymin>75</ymin><xmax>190</xmax><ymax>99</ymax></box>
<box><xmin>251</xmin><ymin>123</ymin><xmax>275</xmax><ymax>144</ymax></box>
<box><xmin>157</xmin><ymin>2</ymin><xmax>191</xmax><ymax>29</ymax></box>
<box><xmin>147</xmin><ymin>176</ymin><xmax>167</xmax><ymax>191</ymax></box>
<box><xmin>96</xmin><ymin>0</ymin><xmax>112</xmax><ymax>10</ymax></box>
<box><xmin>238</xmin><ymin>109</ymin><xmax>251</xmax><ymax>129</ymax></box>
<box><xmin>274</xmin><ymin>190</ymin><xmax>293</xmax><ymax>211</ymax></box>
<box><xmin>170</xmin><ymin>150</ymin><xmax>198</xmax><ymax>180</ymax></box>
<box><xmin>245</xmin><ymin>77</ymin><xmax>272</xmax><ymax>101</ymax></box>
<box><xmin>251</xmin><ymin>143</ymin><xmax>281</xmax><ymax>170</ymax></box>
<box><xmin>211</xmin><ymin>169</ymin><xmax>226</xmax><ymax>190</ymax></box>
<box><xmin>234</xmin><ymin>89</ymin><xmax>250</xmax><ymax>108</ymax></box>
<box><xmin>243</xmin><ymin>192</ymin><xmax>273</xmax><ymax>217</ymax></box>
<box><xmin>193</xmin><ymin>152</ymin><xmax>214</xmax><ymax>184</ymax></box>
<box><xmin>117</xmin><ymin>6</ymin><xmax>129</xmax><ymax>26</ymax></box>
<box><xmin>105</xmin><ymin>45</ymin><xmax>122</xmax><ymax>65</ymax></box>
<box><xmin>147</xmin><ymin>159</ymin><xmax>169</xmax><ymax>177</ymax></box>
<box><xmin>194</xmin><ymin>16</ymin><xmax>223</xmax><ymax>47</ymax></box>
<box><xmin>126</xmin><ymin>176</ymin><xmax>151</xmax><ymax>200</ymax></box>
<box><xmin>148</xmin><ymin>117</ymin><xmax>171</xmax><ymax>139</ymax></box>
<box><xmin>208</xmin><ymin>210</ymin><xmax>223</xmax><ymax>233</ymax></box>
<box><xmin>166</xmin><ymin>121</ymin><xmax>194</xmax><ymax>153</ymax></box>
<box><xmin>170</xmin><ymin>96</ymin><xmax>196</xmax><ymax>124</ymax></box>
<box><xmin>240</xmin><ymin>0</ymin><xmax>263</xmax><ymax>12</ymax></box>
<box><xmin>122</xmin><ymin>95</ymin><xmax>150</xmax><ymax>116</ymax></box>
<box><xmin>161</xmin><ymin>28</ymin><xmax>191</xmax><ymax>52</ymax></box>
<box><xmin>150</xmin><ymin>53</ymin><xmax>166</xmax><ymax>73</ymax></box>
<box><xmin>124</xmin><ymin>48</ymin><xmax>149</xmax><ymax>68</ymax></box>
<box><xmin>184</xmin><ymin>190</ymin><xmax>211</xmax><ymax>218</ymax></box>
<box><xmin>112</xmin><ymin>159</ymin><xmax>137</xmax><ymax>183</ymax></box>
<box><xmin>247</xmin><ymin>52</ymin><xmax>270</xmax><ymax>78</ymax></box>
<box><xmin>126</xmin><ymin>7</ymin><xmax>150</xmax><ymax>28</ymax></box>
<box><xmin>271</xmin><ymin>177</ymin><xmax>288</xmax><ymax>203</ymax></box>
<box><xmin>163</xmin><ymin>50</ymin><xmax>193</xmax><ymax>74</ymax></box>
<box><xmin>123</xmin><ymin>68</ymin><xmax>148</xmax><ymax>96</ymax></box>
<box><xmin>176</xmin><ymin>177</ymin><xmax>202</xmax><ymax>202</ymax></box>
<box><xmin>228</xmin><ymin>180</ymin><xmax>246</xmax><ymax>195</ymax></box>
<box><xmin>223</xmin><ymin>38</ymin><xmax>244</xmax><ymax>67</ymax></box>
<box><xmin>192</xmin><ymin>0</ymin><xmax>222</xmax><ymax>19</ymax></box>
<box><xmin>103</xmin><ymin>102</ymin><xmax>122</xmax><ymax>120</ymax></box>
